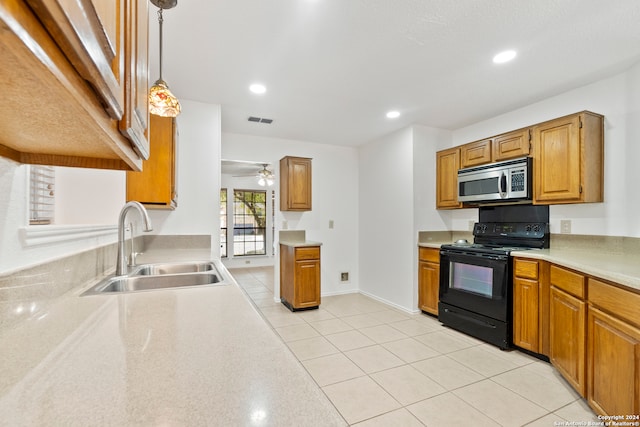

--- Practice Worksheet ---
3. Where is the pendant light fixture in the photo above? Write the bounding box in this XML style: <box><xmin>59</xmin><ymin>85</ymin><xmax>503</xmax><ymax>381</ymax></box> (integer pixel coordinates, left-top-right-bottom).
<box><xmin>149</xmin><ymin>0</ymin><xmax>181</xmax><ymax>117</ymax></box>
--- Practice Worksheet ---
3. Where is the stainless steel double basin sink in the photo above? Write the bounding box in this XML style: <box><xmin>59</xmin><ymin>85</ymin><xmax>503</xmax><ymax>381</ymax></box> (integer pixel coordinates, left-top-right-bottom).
<box><xmin>81</xmin><ymin>261</ymin><xmax>227</xmax><ymax>296</ymax></box>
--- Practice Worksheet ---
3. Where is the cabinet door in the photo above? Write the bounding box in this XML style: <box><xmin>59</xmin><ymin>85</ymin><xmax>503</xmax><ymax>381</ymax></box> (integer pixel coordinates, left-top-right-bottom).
<box><xmin>280</xmin><ymin>157</ymin><xmax>312</xmax><ymax>211</ymax></box>
<box><xmin>460</xmin><ymin>139</ymin><xmax>492</xmax><ymax>168</ymax></box>
<box><xmin>418</xmin><ymin>260</ymin><xmax>439</xmax><ymax>315</ymax></box>
<box><xmin>294</xmin><ymin>259</ymin><xmax>320</xmax><ymax>308</ymax></box>
<box><xmin>25</xmin><ymin>0</ymin><xmax>126</xmax><ymax>119</ymax></box>
<box><xmin>436</xmin><ymin>148</ymin><xmax>461</xmax><ymax>209</ymax></box>
<box><xmin>119</xmin><ymin>0</ymin><xmax>149</xmax><ymax>159</ymax></box>
<box><xmin>493</xmin><ymin>129</ymin><xmax>530</xmax><ymax>161</ymax></box>
<box><xmin>513</xmin><ymin>277</ymin><xmax>539</xmax><ymax>352</ymax></box>
<box><xmin>126</xmin><ymin>115</ymin><xmax>176</xmax><ymax>209</ymax></box>
<box><xmin>533</xmin><ymin>115</ymin><xmax>582</xmax><ymax>203</ymax></box>
<box><xmin>588</xmin><ymin>307</ymin><xmax>640</xmax><ymax>417</ymax></box>
<box><xmin>550</xmin><ymin>286</ymin><xmax>586</xmax><ymax>396</ymax></box>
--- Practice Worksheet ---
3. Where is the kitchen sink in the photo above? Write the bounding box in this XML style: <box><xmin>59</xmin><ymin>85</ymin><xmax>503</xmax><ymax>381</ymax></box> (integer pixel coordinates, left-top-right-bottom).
<box><xmin>131</xmin><ymin>261</ymin><xmax>215</xmax><ymax>276</ymax></box>
<box><xmin>81</xmin><ymin>261</ymin><xmax>228</xmax><ymax>296</ymax></box>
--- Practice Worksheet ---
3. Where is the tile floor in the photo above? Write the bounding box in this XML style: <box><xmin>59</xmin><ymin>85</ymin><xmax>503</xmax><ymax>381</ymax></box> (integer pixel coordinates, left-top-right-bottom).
<box><xmin>228</xmin><ymin>266</ymin><xmax>599</xmax><ymax>426</ymax></box>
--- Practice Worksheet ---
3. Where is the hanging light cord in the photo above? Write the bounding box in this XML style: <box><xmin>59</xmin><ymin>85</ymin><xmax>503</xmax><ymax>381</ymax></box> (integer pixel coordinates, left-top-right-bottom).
<box><xmin>157</xmin><ymin>8</ymin><xmax>164</xmax><ymax>82</ymax></box>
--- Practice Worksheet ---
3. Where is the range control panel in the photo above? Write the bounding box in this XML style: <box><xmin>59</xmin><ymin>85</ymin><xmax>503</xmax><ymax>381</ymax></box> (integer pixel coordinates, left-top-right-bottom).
<box><xmin>473</xmin><ymin>222</ymin><xmax>547</xmax><ymax>239</ymax></box>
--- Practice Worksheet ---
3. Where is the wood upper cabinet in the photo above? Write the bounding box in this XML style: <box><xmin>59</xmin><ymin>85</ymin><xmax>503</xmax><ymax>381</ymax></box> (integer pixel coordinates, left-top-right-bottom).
<box><xmin>533</xmin><ymin>111</ymin><xmax>604</xmax><ymax>204</ymax></box>
<box><xmin>436</xmin><ymin>147</ymin><xmax>462</xmax><ymax>209</ymax></box>
<box><xmin>280</xmin><ymin>156</ymin><xmax>312</xmax><ymax>211</ymax></box>
<box><xmin>0</xmin><ymin>0</ymin><xmax>147</xmax><ymax>170</ymax></box>
<box><xmin>549</xmin><ymin>265</ymin><xmax>587</xmax><ymax>396</ymax></box>
<box><xmin>418</xmin><ymin>247</ymin><xmax>440</xmax><ymax>315</ymax></box>
<box><xmin>119</xmin><ymin>0</ymin><xmax>150</xmax><ymax>160</ymax></box>
<box><xmin>460</xmin><ymin>139</ymin><xmax>492</xmax><ymax>168</ymax></box>
<box><xmin>126</xmin><ymin>114</ymin><xmax>177</xmax><ymax>209</ymax></box>
<box><xmin>493</xmin><ymin>128</ymin><xmax>531</xmax><ymax>161</ymax></box>
<box><xmin>587</xmin><ymin>278</ymin><xmax>640</xmax><ymax>417</ymax></box>
<box><xmin>280</xmin><ymin>245</ymin><xmax>321</xmax><ymax>311</ymax></box>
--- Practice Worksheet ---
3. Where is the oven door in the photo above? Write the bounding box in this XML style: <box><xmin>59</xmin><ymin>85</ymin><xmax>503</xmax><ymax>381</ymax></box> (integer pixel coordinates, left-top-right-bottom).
<box><xmin>439</xmin><ymin>248</ymin><xmax>511</xmax><ymax>322</ymax></box>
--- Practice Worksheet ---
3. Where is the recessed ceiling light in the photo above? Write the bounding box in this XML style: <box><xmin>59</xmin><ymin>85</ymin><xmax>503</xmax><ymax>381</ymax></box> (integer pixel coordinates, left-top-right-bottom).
<box><xmin>249</xmin><ymin>83</ymin><xmax>266</xmax><ymax>94</ymax></box>
<box><xmin>493</xmin><ymin>50</ymin><xmax>517</xmax><ymax>64</ymax></box>
<box><xmin>386</xmin><ymin>111</ymin><xmax>400</xmax><ymax>119</ymax></box>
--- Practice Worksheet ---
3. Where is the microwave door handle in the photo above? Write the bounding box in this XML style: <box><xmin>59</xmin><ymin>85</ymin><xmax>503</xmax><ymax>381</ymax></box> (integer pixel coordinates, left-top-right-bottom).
<box><xmin>499</xmin><ymin>172</ymin><xmax>507</xmax><ymax>198</ymax></box>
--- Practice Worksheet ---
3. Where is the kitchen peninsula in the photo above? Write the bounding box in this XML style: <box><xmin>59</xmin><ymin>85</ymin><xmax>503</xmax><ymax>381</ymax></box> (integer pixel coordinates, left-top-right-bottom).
<box><xmin>0</xmin><ymin>249</ymin><xmax>345</xmax><ymax>425</ymax></box>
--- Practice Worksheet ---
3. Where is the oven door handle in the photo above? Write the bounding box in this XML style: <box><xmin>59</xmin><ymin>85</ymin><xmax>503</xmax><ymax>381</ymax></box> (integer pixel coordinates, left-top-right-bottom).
<box><xmin>440</xmin><ymin>249</ymin><xmax>508</xmax><ymax>261</ymax></box>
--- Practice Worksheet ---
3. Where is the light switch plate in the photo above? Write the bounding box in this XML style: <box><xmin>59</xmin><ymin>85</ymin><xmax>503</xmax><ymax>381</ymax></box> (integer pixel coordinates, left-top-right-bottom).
<box><xmin>561</xmin><ymin>220</ymin><xmax>571</xmax><ymax>234</ymax></box>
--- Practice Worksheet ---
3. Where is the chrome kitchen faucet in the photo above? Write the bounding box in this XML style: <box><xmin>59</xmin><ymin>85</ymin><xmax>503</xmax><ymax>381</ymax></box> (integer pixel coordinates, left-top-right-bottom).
<box><xmin>116</xmin><ymin>201</ymin><xmax>153</xmax><ymax>276</ymax></box>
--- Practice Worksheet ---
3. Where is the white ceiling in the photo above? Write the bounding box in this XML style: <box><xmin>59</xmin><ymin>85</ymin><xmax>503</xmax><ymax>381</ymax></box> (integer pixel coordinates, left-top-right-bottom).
<box><xmin>152</xmin><ymin>0</ymin><xmax>640</xmax><ymax>147</ymax></box>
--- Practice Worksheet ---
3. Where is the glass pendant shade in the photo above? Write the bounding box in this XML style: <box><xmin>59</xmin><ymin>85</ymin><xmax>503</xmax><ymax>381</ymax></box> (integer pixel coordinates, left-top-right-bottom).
<box><xmin>149</xmin><ymin>79</ymin><xmax>181</xmax><ymax>117</ymax></box>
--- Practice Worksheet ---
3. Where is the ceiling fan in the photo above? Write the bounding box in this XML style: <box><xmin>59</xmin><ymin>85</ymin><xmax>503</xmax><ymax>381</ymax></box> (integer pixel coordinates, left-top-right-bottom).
<box><xmin>232</xmin><ymin>163</ymin><xmax>275</xmax><ymax>186</ymax></box>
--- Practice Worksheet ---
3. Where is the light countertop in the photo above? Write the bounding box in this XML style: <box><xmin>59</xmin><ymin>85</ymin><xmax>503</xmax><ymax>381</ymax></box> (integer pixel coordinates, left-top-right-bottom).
<box><xmin>418</xmin><ymin>236</ymin><xmax>640</xmax><ymax>293</ymax></box>
<box><xmin>0</xmin><ymin>252</ymin><xmax>345</xmax><ymax>426</ymax></box>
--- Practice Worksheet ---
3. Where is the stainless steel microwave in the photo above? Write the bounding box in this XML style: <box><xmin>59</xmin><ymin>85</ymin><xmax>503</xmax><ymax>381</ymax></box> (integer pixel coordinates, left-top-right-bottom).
<box><xmin>458</xmin><ymin>157</ymin><xmax>532</xmax><ymax>204</ymax></box>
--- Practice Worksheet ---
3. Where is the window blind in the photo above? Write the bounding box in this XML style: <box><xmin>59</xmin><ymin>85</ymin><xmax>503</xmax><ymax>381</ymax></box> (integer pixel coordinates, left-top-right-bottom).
<box><xmin>29</xmin><ymin>166</ymin><xmax>55</xmax><ymax>225</ymax></box>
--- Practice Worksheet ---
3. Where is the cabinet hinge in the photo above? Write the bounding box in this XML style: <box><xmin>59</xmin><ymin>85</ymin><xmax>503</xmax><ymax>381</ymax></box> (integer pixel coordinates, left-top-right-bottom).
<box><xmin>579</xmin><ymin>119</ymin><xmax>583</xmax><ymax>129</ymax></box>
<box><xmin>580</xmin><ymin>185</ymin><xmax>583</xmax><ymax>194</ymax></box>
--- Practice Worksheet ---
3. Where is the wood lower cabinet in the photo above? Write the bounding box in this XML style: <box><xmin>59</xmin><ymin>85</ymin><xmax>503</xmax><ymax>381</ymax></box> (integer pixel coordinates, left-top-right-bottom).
<box><xmin>280</xmin><ymin>156</ymin><xmax>312</xmax><ymax>211</ymax></box>
<box><xmin>587</xmin><ymin>278</ymin><xmax>640</xmax><ymax>416</ymax></box>
<box><xmin>436</xmin><ymin>147</ymin><xmax>461</xmax><ymax>209</ymax></box>
<box><xmin>533</xmin><ymin>111</ymin><xmax>604</xmax><ymax>204</ymax></box>
<box><xmin>126</xmin><ymin>115</ymin><xmax>177</xmax><ymax>209</ymax></box>
<box><xmin>549</xmin><ymin>265</ymin><xmax>587</xmax><ymax>396</ymax></box>
<box><xmin>513</xmin><ymin>258</ymin><xmax>550</xmax><ymax>355</ymax></box>
<box><xmin>280</xmin><ymin>245</ymin><xmax>320</xmax><ymax>311</ymax></box>
<box><xmin>418</xmin><ymin>247</ymin><xmax>440</xmax><ymax>315</ymax></box>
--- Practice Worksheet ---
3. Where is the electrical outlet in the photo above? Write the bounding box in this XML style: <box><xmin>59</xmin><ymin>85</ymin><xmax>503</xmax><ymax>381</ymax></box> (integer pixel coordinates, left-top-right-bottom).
<box><xmin>340</xmin><ymin>272</ymin><xmax>349</xmax><ymax>283</ymax></box>
<box><xmin>561</xmin><ymin>220</ymin><xmax>572</xmax><ymax>234</ymax></box>
<box><xmin>245</xmin><ymin>260</ymin><xmax>251</xmax><ymax>264</ymax></box>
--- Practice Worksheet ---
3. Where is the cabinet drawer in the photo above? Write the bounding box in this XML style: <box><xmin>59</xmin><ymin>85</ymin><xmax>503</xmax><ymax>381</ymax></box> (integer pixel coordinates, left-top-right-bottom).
<box><xmin>550</xmin><ymin>265</ymin><xmax>586</xmax><ymax>299</ymax></box>
<box><xmin>419</xmin><ymin>247</ymin><xmax>440</xmax><ymax>263</ymax></box>
<box><xmin>589</xmin><ymin>278</ymin><xmax>640</xmax><ymax>328</ymax></box>
<box><xmin>514</xmin><ymin>258</ymin><xmax>538</xmax><ymax>280</ymax></box>
<box><xmin>295</xmin><ymin>246</ymin><xmax>320</xmax><ymax>260</ymax></box>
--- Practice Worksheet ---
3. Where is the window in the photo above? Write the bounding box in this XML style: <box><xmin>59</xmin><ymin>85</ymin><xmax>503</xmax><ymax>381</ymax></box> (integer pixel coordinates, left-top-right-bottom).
<box><xmin>29</xmin><ymin>166</ymin><xmax>55</xmax><ymax>225</ymax></box>
<box><xmin>233</xmin><ymin>189</ymin><xmax>266</xmax><ymax>256</ymax></box>
<box><xmin>220</xmin><ymin>188</ymin><xmax>227</xmax><ymax>258</ymax></box>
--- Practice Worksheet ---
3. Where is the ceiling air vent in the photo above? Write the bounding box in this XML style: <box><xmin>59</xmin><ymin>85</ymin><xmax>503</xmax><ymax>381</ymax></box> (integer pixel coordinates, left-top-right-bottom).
<box><xmin>248</xmin><ymin>116</ymin><xmax>274</xmax><ymax>124</ymax></box>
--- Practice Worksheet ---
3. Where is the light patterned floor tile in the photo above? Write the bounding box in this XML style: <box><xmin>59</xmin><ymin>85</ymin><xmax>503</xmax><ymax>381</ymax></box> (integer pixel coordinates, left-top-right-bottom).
<box><xmin>325</xmin><ymin>330</ymin><xmax>376</xmax><ymax>351</ymax></box>
<box><xmin>351</xmin><ymin>408</ymin><xmax>424</xmax><ymax>427</ymax></box>
<box><xmin>448</xmin><ymin>345</ymin><xmax>523</xmax><ymax>377</ymax></box>
<box><xmin>524</xmin><ymin>413</ymin><xmax>569</xmax><ymax>426</ymax></box>
<box><xmin>414</xmin><ymin>330</ymin><xmax>477</xmax><ymax>354</ymax></box>
<box><xmin>345</xmin><ymin>345</ymin><xmax>405</xmax><ymax>374</ymax></box>
<box><xmin>553</xmin><ymin>399</ymin><xmax>601</xmax><ymax>423</ymax></box>
<box><xmin>367</xmin><ymin>309</ymin><xmax>411</xmax><ymax>324</ymax></box>
<box><xmin>492</xmin><ymin>365</ymin><xmax>579</xmax><ymax>411</ymax></box>
<box><xmin>359</xmin><ymin>324</ymin><xmax>409</xmax><ymax>344</ymax></box>
<box><xmin>286</xmin><ymin>336</ymin><xmax>339</xmax><ymax>361</ymax></box>
<box><xmin>370</xmin><ymin>365</ymin><xmax>446</xmax><ymax>405</ymax></box>
<box><xmin>341</xmin><ymin>314</ymin><xmax>386</xmax><ymax>329</ymax></box>
<box><xmin>302</xmin><ymin>353</ymin><xmax>365</xmax><ymax>386</ymax></box>
<box><xmin>294</xmin><ymin>308</ymin><xmax>336</xmax><ymax>323</ymax></box>
<box><xmin>308</xmin><ymin>318</ymin><xmax>353</xmax><ymax>335</ymax></box>
<box><xmin>274</xmin><ymin>323</ymin><xmax>320</xmax><ymax>342</ymax></box>
<box><xmin>262</xmin><ymin>312</ymin><xmax>306</xmax><ymax>328</ymax></box>
<box><xmin>411</xmin><ymin>355</ymin><xmax>485</xmax><ymax>390</ymax></box>
<box><xmin>408</xmin><ymin>392</ymin><xmax>500</xmax><ymax>426</ymax></box>
<box><xmin>322</xmin><ymin>376</ymin><xmax>401</xmax><ymax>424</ymax></box>
<box><xmin>388</xmin><ymin>319</ymin><xmax>439</xmax><ymax>336</ymax></box>
<box><xmin>382</xmin><ymin>338</ymin><xmax>440</xmax><ymax>363</ymax></box>
<box><xmin>453</xmin><ymin>379</ymin><xmax>547</xmax><ymax>426</ymax></box>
